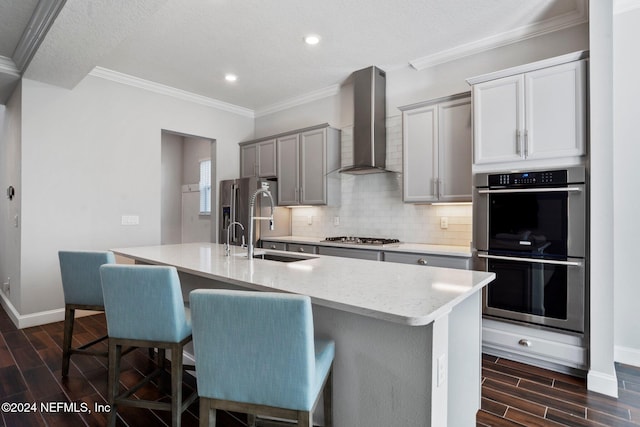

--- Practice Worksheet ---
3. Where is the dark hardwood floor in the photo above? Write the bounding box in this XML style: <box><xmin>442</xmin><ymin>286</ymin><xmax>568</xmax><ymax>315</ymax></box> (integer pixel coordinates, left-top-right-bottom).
<box><xmin>2</xmin><ymin>304</ymin><xmax>640</xmax><ymax>426</ymax></box>
<box><xmin>479</xmin><ymin>354</ymin><xmax>640</xmax><ymax>426</ymax></box>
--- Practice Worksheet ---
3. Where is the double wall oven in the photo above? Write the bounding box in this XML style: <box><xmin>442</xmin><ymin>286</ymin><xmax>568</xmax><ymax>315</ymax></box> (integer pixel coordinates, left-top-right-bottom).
<box><xmin>473</xmin><ymin>167</ymin><xmax>586</xmax><ymax>333</ymax></box>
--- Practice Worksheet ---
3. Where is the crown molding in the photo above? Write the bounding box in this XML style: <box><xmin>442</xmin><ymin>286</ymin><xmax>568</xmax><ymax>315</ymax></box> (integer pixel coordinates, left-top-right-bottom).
<box><xmin>89</xmin><ymin>67</ymin><xmax>255</xmax><ymax>118</ymax></box>
<box><xmin>614</xmin><ymin>0</ymin><xmax>640</xmax><ymax>14</ymax></box>
<box><xmin>255</xmin><ymin>84</ymin><xmax>341</xmax><ymax>118</ymax></box>
<box><xmin>13</xmin><ymin>0</ymin><xmax>66</xmax><ymax>72</ymax></box>
<box><xmin>409</xmin><ymin>0</ymin><xmax>588</xmax><ymax>71</ymax></box>
<box><xmin>0</xmin><ymin>56</ymin><xmax>20</xmax><ymax>77</ymax></box>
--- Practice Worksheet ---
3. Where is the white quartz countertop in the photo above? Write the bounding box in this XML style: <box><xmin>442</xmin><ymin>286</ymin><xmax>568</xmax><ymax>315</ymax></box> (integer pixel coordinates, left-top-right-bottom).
<box><xmin>112</xmin><ymin>243</ymin><xmax>494</xmax><ymax>327</ymax></box>
<box><xmin>261</xmin><ymin>235</ymin><xmax>472</xmax><ymax>257</ymax></box>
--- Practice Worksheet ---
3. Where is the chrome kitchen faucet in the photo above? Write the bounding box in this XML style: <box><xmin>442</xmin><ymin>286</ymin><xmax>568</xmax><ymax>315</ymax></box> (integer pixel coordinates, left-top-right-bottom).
<box><xmin>247</xmin><ymin>187</ymin><xmax>275</xmax><ymax>260</ymax></box>
<box><xmin>225</xmin><ymin>221</ymin><xmax>245</xmax><ymax>256</ymax></box>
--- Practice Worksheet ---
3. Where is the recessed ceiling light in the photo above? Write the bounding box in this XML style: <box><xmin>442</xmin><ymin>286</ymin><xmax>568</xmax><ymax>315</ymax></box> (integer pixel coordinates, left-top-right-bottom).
<box><xmin>225</xmin><ymin>73</ymin><xmax>237</xmax><ymax>82</ymax></box>
<box><xmin>304</xmin><ymin>34</ymin><xmax>321</xmax><ymax>45</ymax></box>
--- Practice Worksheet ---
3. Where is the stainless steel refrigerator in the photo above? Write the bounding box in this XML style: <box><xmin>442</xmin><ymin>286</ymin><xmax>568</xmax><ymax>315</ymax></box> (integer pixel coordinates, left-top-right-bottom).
<box><xmin>219</xmin><ymin>177</ymin><xmax>290</xmax><ymax>247</ymax></box>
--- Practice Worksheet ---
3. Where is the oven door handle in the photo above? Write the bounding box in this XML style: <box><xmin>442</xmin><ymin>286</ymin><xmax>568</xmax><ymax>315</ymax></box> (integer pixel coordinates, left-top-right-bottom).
<box><xmin>477</xmin><ymin>187</ymin><xmax>582</xmax><ymax>194</ymax></box>
<box><xmin>478</xmin><ymin>253</ymin><xmax>583</xmax><ymax>267</ymax></box>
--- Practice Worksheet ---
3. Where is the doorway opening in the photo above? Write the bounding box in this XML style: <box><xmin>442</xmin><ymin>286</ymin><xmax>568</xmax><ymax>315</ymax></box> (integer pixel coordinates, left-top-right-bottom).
<box><xmin>161</xmin><ymin>130</ymin><xmax>216</xmax><ymax>244</ymax></box>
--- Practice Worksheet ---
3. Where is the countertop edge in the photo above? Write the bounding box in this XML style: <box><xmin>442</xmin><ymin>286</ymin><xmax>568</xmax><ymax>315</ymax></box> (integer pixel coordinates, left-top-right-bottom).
<box><xmin>112</xmin><ymin>244</ymin><xmax>492</xmax><ymax>327</ymax></box>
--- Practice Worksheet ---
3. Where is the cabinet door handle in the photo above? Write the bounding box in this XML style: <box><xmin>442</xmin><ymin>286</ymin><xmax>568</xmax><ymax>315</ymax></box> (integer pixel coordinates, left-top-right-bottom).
<box><xmin>518</xmin><ymin>339</ymin><xmax>532</xmax><ymax>347</ymax></box>
<box><xmin>524</xmin><ymin>129</ymin><xmax>529</xmax><ymax>158</ymax></box>
<box><xmin>270</xmin><ymin>244</ymin><xmax>276</xmax><ymax>249</ymax></box>
<box><xmin>298</xmin><ymin>247</ymin><xmax>305</xmax><ymax>253</ymax></box>
<box><xmin>516</xmin><ymin>130</ymin><xmax>526</xmax><ymax>159</ymax></box>
<box><xmin>417</xmin><ymin>258</ymin><xmax>428</xmax><ymax>265</ymax></box>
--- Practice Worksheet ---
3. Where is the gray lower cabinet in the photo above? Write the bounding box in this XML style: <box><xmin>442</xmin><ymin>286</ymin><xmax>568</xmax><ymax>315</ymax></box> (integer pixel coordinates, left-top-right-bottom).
<box><xmin>260</xmin><ymin>240</ymin><xmax>286</xmax><ymax>251</ymax></box>
<box><xmin>318</xmin><ymin>246</ymin><xmax>381</xmax><ymax>261</ymax></box>
<box><xmin>383</xmin><ymin>252</ymin><xmax>470</xmax><ymax>269</ymax></box>
<box><xmin>482</xmin><ymin>318</ymin><xmax>586</xmax><ymax>370</ymax></box>
<box><xmin>287</xmin><ymin>243</ymin><xmax>317</xmax><ymax>254</ymax></box>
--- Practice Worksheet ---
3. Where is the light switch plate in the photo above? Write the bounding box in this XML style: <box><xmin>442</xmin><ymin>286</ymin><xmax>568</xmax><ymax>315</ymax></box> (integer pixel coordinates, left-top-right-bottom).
<box><xmin>440</xmin><ymin>216</ymin><xmax>449</xmax><ymax>229</ymax></box>
<box><xmin>437</xmin><ymin>354</ymin><xmax>447</xmax><ymax>387</ymax></box>
<box><xmin>121</xmin><ymin>215</ymin><xmax>139</xmax><ymax>226</ymax></box>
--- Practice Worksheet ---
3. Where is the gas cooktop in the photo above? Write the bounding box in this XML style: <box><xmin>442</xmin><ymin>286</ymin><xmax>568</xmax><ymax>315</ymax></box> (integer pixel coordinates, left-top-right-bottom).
<box><xmin>324</xmin><ymin>236</ymin><xmax>401</xmax><ymax>246</ymax></box>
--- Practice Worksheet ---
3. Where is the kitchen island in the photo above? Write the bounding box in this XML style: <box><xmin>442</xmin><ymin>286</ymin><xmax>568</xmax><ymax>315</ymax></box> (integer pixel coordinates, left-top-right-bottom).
<box><xmin>112</xmin><ymin>243</ymin><xmax>495</xmax><ymax>427</ymax></box>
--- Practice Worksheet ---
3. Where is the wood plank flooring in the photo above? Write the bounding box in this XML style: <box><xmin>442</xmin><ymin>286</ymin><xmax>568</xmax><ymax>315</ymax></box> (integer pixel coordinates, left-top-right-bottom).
<box><xmin>2</xmin><ymin>304</ymin><xmax>640</xmax><ymax>426</ymax></box>
<box><xmin>479</xmin><ymin>354</ymin><xmax>640</xmax><ymax>426</ymax></box>
<box><xmin>0</xmin><ymin>306</ymin><xmax>246</xmax><ymax>427</ymax></box>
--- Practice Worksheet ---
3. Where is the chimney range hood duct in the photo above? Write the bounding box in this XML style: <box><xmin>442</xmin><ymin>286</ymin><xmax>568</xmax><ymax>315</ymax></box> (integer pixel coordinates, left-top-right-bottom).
<box><xmin>340</xmin><ymin>66</ymin><xmax>392</xmax><ymax>174</ymax></box>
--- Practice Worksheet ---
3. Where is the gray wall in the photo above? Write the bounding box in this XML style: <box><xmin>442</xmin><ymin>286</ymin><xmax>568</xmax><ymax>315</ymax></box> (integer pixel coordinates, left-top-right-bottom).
<box><xmin>161</xmin><ymin>131</ymin><xmax>183</xmax><ymax>244</ymax></box>
<box><xmin>9</xmin><ymin>75</ymin><xmax>253</xmax><ymax>321</ymax></box>
<box><xmin>613</xmin><ymin>6</ymin><xmax>640</xmax><ymax>366</ymax></box>
<box><xmin>0</xmin><ymin>82</ymin><xmax>22</xmax><ymax>314</ymax></box>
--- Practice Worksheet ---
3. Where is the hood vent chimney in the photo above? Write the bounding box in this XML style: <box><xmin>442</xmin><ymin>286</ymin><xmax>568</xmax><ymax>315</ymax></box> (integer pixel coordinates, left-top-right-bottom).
<box><xmin>340</xmin><ymin>66</ymin><xmax>392</xmax><ymax>174</ymax></box>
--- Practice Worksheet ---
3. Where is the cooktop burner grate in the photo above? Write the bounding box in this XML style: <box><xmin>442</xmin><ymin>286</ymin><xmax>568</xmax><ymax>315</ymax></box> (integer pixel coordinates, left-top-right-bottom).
<box><xmin>324</xmin><ymin>236</ymin><xmax>400</xmax><ymax>245</ymax></box>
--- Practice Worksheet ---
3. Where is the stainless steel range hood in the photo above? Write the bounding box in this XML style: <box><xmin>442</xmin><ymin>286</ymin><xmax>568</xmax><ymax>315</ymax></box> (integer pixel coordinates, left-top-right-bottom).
<box><xmin>340</xmin><ymin>66</ymin><xmax>392</xmax><ymax>174</ymax></box>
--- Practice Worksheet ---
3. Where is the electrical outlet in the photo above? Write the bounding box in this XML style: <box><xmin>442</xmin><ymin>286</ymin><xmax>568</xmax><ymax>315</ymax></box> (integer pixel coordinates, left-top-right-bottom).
<box><xmin>437</xmin><ymin>354</ymin><xmax>447</xmax><ymax>387</ymax></box>
<box><xmin>121</xmin><ymin>215</ymin><xmax>139</xmax><ymax>226</ymax></box>
<box><xmin>3</xmin><ymin>277</ymin><xmax>9</xmax><ymax>294</ymax></box>
<box><xmin>333</xmin><ymin>216</ymin><xmax>340</xmax><ymax>226</ymax></box>
<box><xmin>440</xmin><ymin>216</ymin><xmax>449</xmax><ymax>229</ymax></box>
<box><xmin>307</xmin><ymin>216</ymin><xmax>313</xmax><ymax>225</ymax></box>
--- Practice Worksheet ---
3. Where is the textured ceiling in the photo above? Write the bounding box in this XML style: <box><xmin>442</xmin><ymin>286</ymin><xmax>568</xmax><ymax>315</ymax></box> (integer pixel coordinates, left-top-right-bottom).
<box><xmin>4</xmin><ymin>0</ymin><xmax>588</xmax><ymax>111</ymax></box>
<box><xmin>0</xmin><ymin>0</ymin><xmax>39</xmax><ymax>58</ymax></box>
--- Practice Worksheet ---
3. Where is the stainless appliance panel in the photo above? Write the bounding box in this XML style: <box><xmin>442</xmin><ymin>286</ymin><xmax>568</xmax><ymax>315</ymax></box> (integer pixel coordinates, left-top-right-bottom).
<box><xmin>219</xmin><ymin>178</ymin><xmax>288</xmax><ymax>247</ymax></box>
<box><xmin>473</xmin><ymin>167</ymin><xmax>587</xmax><ymax>333</ymax></box>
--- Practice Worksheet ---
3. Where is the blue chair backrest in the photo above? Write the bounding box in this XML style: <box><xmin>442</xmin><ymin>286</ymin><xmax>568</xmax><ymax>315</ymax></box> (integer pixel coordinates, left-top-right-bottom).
<box><xmin>99</xmin><ymin>264</ymin><xmax>190</xmax><ymax>342</ymax></box>
<box><xmin>58</xmin><ymin>251</ymin><xmax>115</xmax><ymax>306</ymax></box>
<box><xmin>190</xmin><ymin>289</ymin><xmax>316</xmax><ymax>410</ymax></box>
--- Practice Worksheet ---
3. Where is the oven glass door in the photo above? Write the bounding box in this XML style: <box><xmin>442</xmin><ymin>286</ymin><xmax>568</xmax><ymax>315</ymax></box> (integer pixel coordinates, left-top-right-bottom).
<box><xmin>487</xmin><ymin>257</ymin><xmax>567</xmax><ymax>319</ymax></box>
<box><xmin>483</xmin><ymin>255</ymin><xmax>585</xmax><ymax>332</ymax></box>
<box><xmin>489</xmin><ymin>190</ymin><xmax>568</xmax><ymax>258</ymax></box>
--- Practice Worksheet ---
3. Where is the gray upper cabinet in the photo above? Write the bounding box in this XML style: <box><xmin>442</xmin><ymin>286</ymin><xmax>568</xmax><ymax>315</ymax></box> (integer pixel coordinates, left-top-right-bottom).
<box><xmin>276</xmin><ymin>133</ymin><xmax>301</xmax><ymax>205</ymax></box>
<box><xmin>402</xmin><ymin>93</ymin><xmax>472</xmax><ymax>203</ymax></box>
<box><xmin>276</xmin><ymin>124</ymin><xmax>340</xmax><ymax>206</ymax></box>
<box><xmin>469</xmin><ymin>55</ymin><xmax>587</xmax><ymax>166</ymax></box>
<box><xmin>240</xmin><ymin>139</ymin><xmax>276</xmax><ymax>178</ymax></box>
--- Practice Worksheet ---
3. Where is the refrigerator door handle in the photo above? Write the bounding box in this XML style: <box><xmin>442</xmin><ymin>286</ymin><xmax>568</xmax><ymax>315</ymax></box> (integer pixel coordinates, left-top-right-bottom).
<box><xmin>231</xmin><ymin>184</ymin><xmax>237</xmax><ymax>242</ymax></box>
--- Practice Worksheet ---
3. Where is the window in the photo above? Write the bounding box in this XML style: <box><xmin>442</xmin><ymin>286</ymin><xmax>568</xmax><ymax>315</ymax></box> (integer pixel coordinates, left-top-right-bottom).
<box><xmin>199</xmin><ymin>159</ymin><xmax>211</xmax><ymax>214</ymax></box>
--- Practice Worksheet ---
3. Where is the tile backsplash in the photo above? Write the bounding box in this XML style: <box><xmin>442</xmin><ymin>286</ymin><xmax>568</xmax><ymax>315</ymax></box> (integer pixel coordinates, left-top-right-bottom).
<box><xmin>289</xmin><ymin>116</ymin><xmax>473</xmax><ymax>247</ymax></box>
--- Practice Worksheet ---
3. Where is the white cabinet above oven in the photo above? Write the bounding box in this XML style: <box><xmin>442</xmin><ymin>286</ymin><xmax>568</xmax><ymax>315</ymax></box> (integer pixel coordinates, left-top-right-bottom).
<box><xmin>467</xmin><ymin>51</ymin><xmax>587</xmax><ymax>170</ymax></box>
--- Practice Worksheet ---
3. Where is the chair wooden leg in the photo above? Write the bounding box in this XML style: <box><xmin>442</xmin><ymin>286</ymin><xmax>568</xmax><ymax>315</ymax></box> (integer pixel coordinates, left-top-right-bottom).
<box><xmin>158</xmin><ymin>348</ymin><xmax>167</xmax><ymax>391</ymax></box>
<box><xmin>171</xmin><ymin>344</ymin><xmax>183</xmax><ymax>427</ymax></box>
<box><xmin>199</xmin><ymin>398</ymin><xmax>216</xmax><ymax>427</ymax></box>
<box><xmin>247</xmin><ymin>414</ymin><xmax>256</xmax><ymax>427</ymax></box>
<box><xmin>298</xmin><ymin>411</ymin><xmax>312</xmax><ymax>427</ymax></box>
<box><xmin>107</xmin><ymin>341</ymin><xmax>122</xmax><ymax>427</ymax></box>
<box><xmin>62</xmin><ymin>306</ymin><xmax>75</xmax><ymax>377</ymax></box>
<box><xmin>323</xmin><ymin>367</ymin><xmax>333</xmax><ymax>427</ymax></box>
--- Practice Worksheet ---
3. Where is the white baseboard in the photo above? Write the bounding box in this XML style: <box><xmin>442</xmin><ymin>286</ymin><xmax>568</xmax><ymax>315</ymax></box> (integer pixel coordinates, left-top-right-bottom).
<box><xmin>587</xmin><ymin>369</ymin><xmax>619</xmax><ymax>398</ymax></box>
<box><xmin>615</xmin><ymin>345</ymin><xmax>640</xmax><ymax>367</ymax></box>
<box><xmin>0</xmin><ymin>289</ymin><xmax>65</xmax><ymax>329</ymax></box>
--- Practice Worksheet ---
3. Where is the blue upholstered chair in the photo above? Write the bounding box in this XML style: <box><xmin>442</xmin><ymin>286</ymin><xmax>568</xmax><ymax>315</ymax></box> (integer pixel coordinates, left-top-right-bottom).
<box><xmin>58</xmin><ymin>250</ymin><xmax>115</xmax><ymax>377</ymax></box>
<box><xmin>189</xmin><ymin>289</ymin><xmax>334</xmax><ymax>427</ymax></box>
<box><xmin>100</xmin><ymin>264</ymin><xmax>197</xmax><ymax>427</ymax></box>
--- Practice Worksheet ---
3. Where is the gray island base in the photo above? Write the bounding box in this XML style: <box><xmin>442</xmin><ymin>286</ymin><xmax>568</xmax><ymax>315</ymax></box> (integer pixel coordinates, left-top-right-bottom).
<box><xmin>112</xmin><ymin>243</ymin><xmax>495</xmax><ymax>427</ymax></box>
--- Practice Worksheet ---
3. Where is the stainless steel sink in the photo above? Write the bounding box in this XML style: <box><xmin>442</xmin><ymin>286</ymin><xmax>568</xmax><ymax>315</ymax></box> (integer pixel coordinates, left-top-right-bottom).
<box><xmin>254</xmin><ymin>253</ymin><xmax>317</xmax><ymax>262</ymax></box>
<box><xmin>235</xmin><ymin>251</ymin><xmax>317</xmax><ymax>263</ymax></box>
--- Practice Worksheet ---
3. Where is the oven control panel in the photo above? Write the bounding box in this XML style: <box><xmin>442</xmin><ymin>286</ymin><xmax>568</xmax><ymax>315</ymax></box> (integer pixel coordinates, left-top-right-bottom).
<box><xmin>488</xmin><ymin>170</ymin><xmax>568</xmax><ymax>187</ymax></box>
